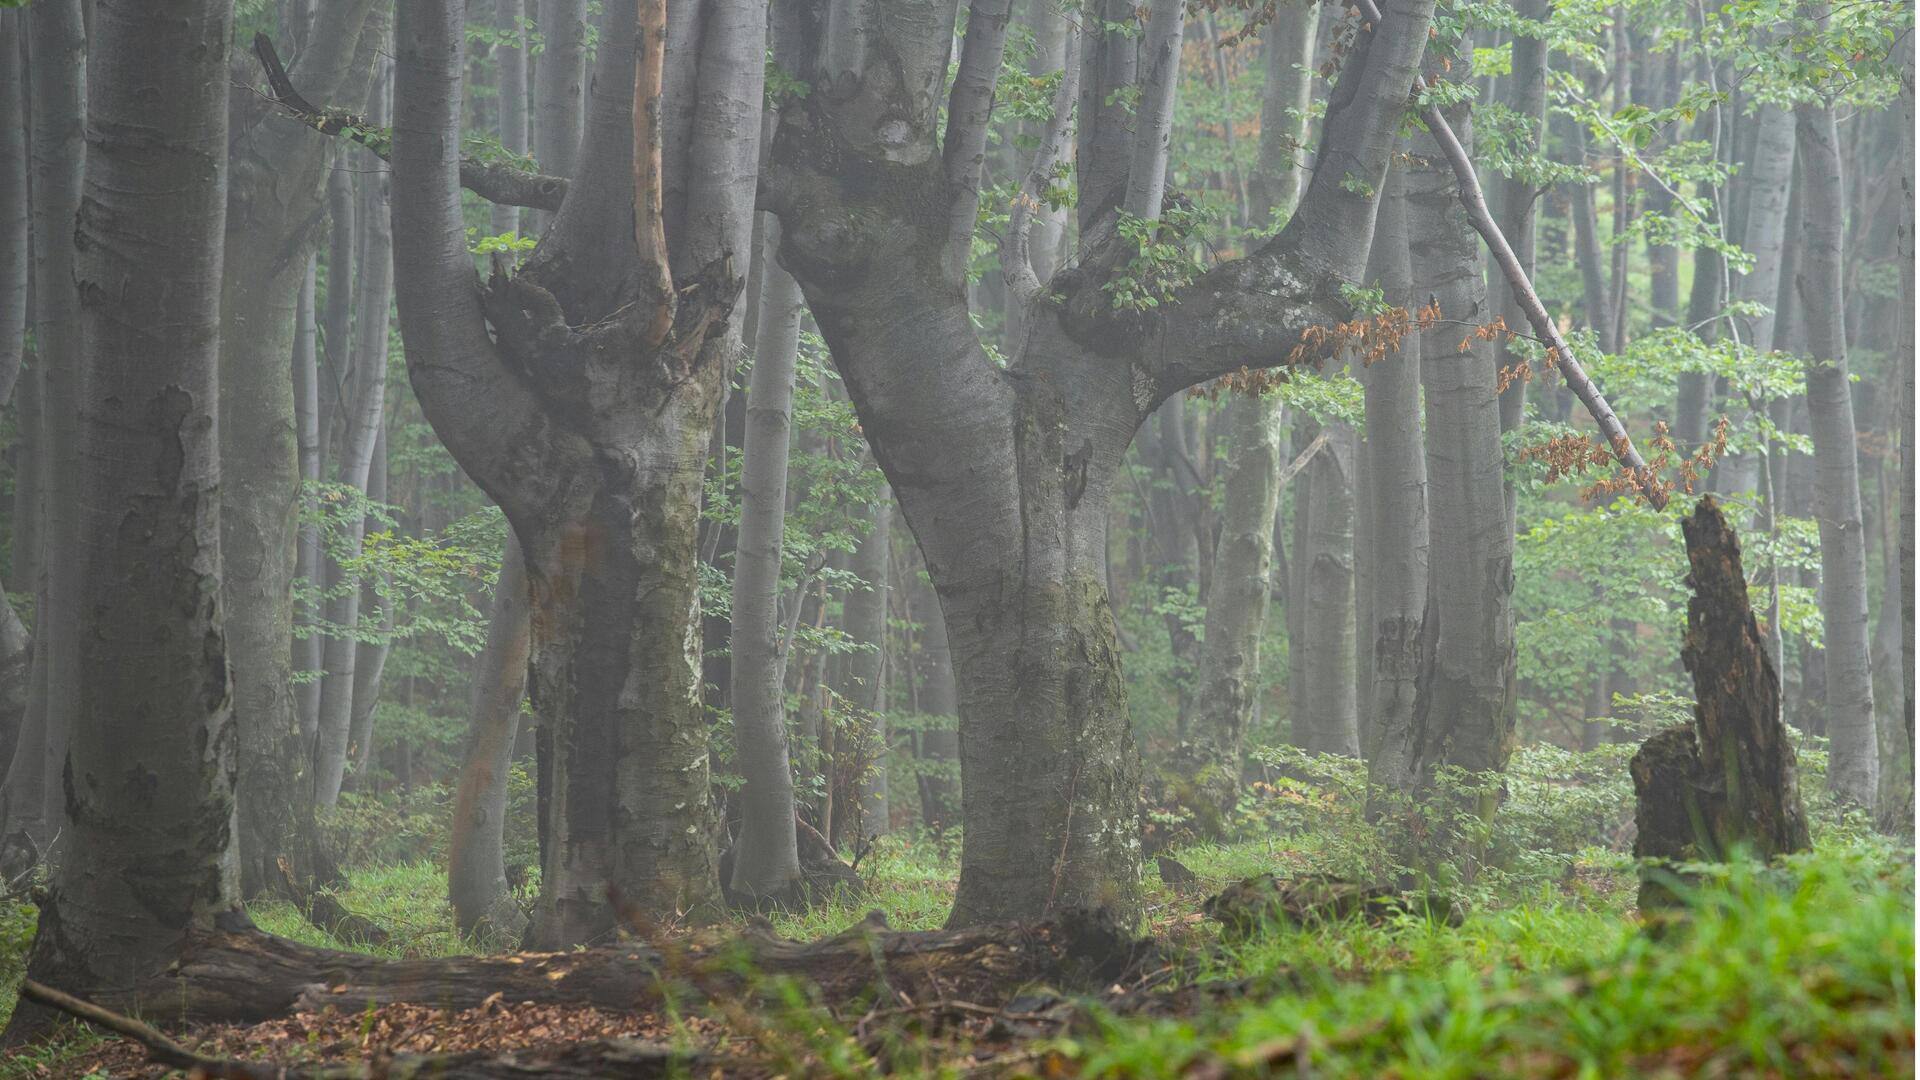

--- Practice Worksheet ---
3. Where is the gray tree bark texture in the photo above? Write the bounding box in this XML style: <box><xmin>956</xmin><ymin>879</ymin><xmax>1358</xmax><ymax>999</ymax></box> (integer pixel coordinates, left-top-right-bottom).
<box><xmin>1491</xmin><ymin>0</ymin><xmax>1546</xmax><ymax>529</ymax></box>
<box><xmin>1299</xmin><ymin>404</ymin><xmax>1360</xmax><ymax>756</ymax></box>
<box><xmin>491</xmin><ymin>0</ymin><xmax>529</xmax><ymax>238</ymax></box>
<box><xmin>842</xmin><ymin>488</ymin><xmax>893</xmax><ymax>840</ymax></box>
<box><xmin>0</xmin><ymin>10</ymin><xmax>25</xmax><ymax>407</ymax></box>
<box><xmin>1897</xmin><ymin>62</ymin><xmax>1915</xmax><ymax>833</ymax></box>
<box><xmin>1361</xmin><ymin>162</ymin><xmax>1429</xmax><ymax>772</ymax></box>
<box><xmin>1793</xmin><ymin>61</ymin><xmax>1878</xmax><ymax>809</ymax></box>
<box><xmin>1375</xmin><ymin>52</ymin><xmax>1518</xmax><ymax>806</ymax></box>
<box><xmin>908</xmin><ymin>564</ymin><xmax>961</xmax><ymax>830</ymax></box>
<box><xmin>448</xmin><ymin>533</ymin><xmax>533</xmax><ymax>941</ymax></box>
<box><xmin>533</xmin><ymin>0</ymin><xmax>586</xmax><ymax>182</ymax></box>
<box><xmin>5</xmin><ymin>0</ymin><xmax>238</xmax><ymax>1042</ymax></box>
<box><xmin>1</xmin><ymin>0</ymin><xmax>85</xmax><ymax>867</ymax></box>
<box><xmin>762</xmin><ymin>0</ymin><xmax>1437</xmax><ymax>924</ymax></box>
<box><xmin>391</xmin><ymin>0</ymin><xmax>764</xmax><ymax>942</ymax></box>
<box><xmin>223</xmin><ymin>0</ymin><xmax>381</xmax><ymax>896</ymax></box>
<box><xmin>728</xmin><ymin>222</ymin><xmax>807</xmax><ymax>904</ymax></box>
<box><xmin>1182</xmin><ymin>395</ymin><xmax>1284</xmax><ymax>834</ymax></box>
<box><xmin>1250</xmin><ymin>0</ymin><xmax>1319</xmax><ymax>225</ymax></box>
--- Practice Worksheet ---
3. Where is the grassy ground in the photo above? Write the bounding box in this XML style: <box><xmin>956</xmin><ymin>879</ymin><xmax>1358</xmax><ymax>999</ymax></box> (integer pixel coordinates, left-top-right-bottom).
<box><xmin>0</xmin><ymin>813</ymin><xmax>1910</xmax><ymax>1076</ymax></box>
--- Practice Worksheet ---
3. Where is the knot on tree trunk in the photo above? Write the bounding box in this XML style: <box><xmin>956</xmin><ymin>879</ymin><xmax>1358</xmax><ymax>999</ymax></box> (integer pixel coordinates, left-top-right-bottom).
<box><xmin>1630</xmin><ymin>496</ymin><xmax>1810</xmax><ymax>911</ymax></box>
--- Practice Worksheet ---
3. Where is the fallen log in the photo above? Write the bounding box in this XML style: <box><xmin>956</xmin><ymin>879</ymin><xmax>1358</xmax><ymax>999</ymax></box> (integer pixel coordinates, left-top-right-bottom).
<box><xmin>1631</xmin><ymin>496</ymin><xmax>1810</xmax><ymax>910</ymax></box>
<box><xmin>128</xmin><ymin>906</ymin><xmax>1151</xmax><ymax>1027</ymax></box>
<box><xmin>19</xmin><ymin>978</ymin><xmax>713</xmax><ymax>1079</ymax></box>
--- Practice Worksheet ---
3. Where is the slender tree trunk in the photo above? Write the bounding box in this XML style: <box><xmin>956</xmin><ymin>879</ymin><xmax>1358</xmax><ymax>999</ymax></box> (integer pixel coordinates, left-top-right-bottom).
<box><xmin>1896</xmin><ymin>61</ymin><xmax>1915</xmax><ymax>831</ymax></box>
<box><xmin>448</xmin><ymin>532</ymin><xmax>532</xmax><ymax>940</ymax></box>
<box><xmin>1250</xmin><ymin>0</ymin><xmax>1318</xmax><ymax>226</ymax></box>
<box><xmin>313</xmin><ymin>67</ymin><xmax>394</xmax><ymax>806</ymax></box>
<box><xmin>1384</xmin><ymin>58</ymin><xmax>1517</xmax><ymax>803</ymax></box>
<box><xmin>224</xmin><ymin>0</ymin><xmax>380</xmax><ymax>895</ymax></box>
<box><xmin>1362</xmin><ymin>161</ymin><xmax>1429</xmax><ymax>772</ymax></box>
<box><xmin>909</xmin><ymin>562</ymin><xmax>960</xmax><ymax>830</ymax></box>
<box><xmin>841</xmin><ymin>488</ymin><xmax>892</xmax><ymax>839</ymax></box>
<box><xmin>0</xmin><ymin>9</ymin><xmax>25</xmax><ymax>406</ymax></box>
<box><xmin>1794</xmin><ymin>71</ymin><xmax>1877</xmax><ymax>808</ymax></box>
<box><xmin>1184</xmin><ymin>394</ymin><xmax>1284</xmax><ymax>830</ymax></box>
<box><xmin>1492</xmin><ymin>0</ymin><xmax>1545</xmax><ymax>530</ymax></box>
<box><xmin>491</xmin><ymin>0</ymin><xmax>529</xmax><ymax>238</ymax></box>
<box><xmin>347</xmin><ymin>420</ymin><xmax>393</xmax><ymax>782</ymax></box>
<box><xmin>1300</xmin><ymin>410</ymin><xmax>1359</xmax><ymax>755</ymax></box>
<box><xmin>533</xmin><ymin>0</ymin><xmax>586</xmax><ymax>182</ymax></box>
<box><xmin>6</xmin><ymin>0</ymin><xmax>237</xmax><ymax>1039</ymax></box>
<box><xmin>293</xmin><ymin>256</ymin><xmax>324</xmax><ymax>726</ymax></box>
<box><xmin>1148</xmin><ymin>401</ymin><xmax>1203</xmax><ymax>727</ymax></box>
<box><xmin>728</xmin><ymin>222</ymin><xmax>806</xmax><ymax>904</ymax></box>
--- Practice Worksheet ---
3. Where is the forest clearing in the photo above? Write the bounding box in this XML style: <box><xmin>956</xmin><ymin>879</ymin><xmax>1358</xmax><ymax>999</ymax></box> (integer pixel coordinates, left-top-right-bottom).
<box><xmin>0</xmin><ymin>0</ymin><xmax>1913</xmax><ymax>1075</ymax></box>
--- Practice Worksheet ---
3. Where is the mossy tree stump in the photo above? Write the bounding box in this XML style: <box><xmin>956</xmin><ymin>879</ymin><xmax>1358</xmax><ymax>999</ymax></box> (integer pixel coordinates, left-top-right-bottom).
<box><xmin>1630</xmin><ymin>497</ymin><xmax>1810</xmax><ymax>910</ymax></box>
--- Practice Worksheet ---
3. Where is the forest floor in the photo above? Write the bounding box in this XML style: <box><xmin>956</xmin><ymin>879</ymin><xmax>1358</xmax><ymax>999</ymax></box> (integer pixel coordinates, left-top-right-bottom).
<box><xmin>0</xmin><ymin>819</ymin><xmax>1910</xmax><ymax>1079</ymax></box>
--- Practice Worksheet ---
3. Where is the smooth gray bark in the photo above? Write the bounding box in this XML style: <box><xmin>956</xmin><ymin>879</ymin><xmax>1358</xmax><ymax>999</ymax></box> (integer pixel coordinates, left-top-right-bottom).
<box><xmin>223</xmin><ymin>0</ymin><xmax>379</xmax><ymax>895</ymax></box>
<box><xmin>1381</xmin><ymin>62</ymin><xmax>1517</xmax><ymax>798</ymax></box>
<box><xmin>1299</xmin><ymin>408</ymin><xmax>1360</xmax><ymax>756</ymax></box>
<box><xmin>842</xmin><ymin>489</ymin><xmax>892</xmax><ymax>838</ymax></box>
<box><xmin>448</xmin><ymin>532</ymin><xmax>532</xmax><ymax>940</ymax></box>
<box><xmin>1251</xmin><ymin>0</ymin><xmax>1318</xmax><ymax>224</ymax></box>
<box><xmin>1184</xmin><ymin>394</ymin><xmax>1284</xmax><ymax>830</ymax></box>
<box><xmin>1</xmin><ymin>0</ymin><xmax>85</xmax><ymax>865</ymax></box>
<box><xmin>1122</xmin><ymin>0</ymin><xmax>1186</xmax><ymax>222</ymax></box>
<box><xmin>6</xmin><ymin>0</ymin><xmax>236</xmax><ymax>1036</ymax></box>
<box><xmin>763</xmin><ymin>0</ymin><xmax>1437</xmax><ymax>924</ymax></box>
<box><xmin>533</xmin><ymin>0</ymin><xmax>586</xmax><ymax>182</ymax></box>
<box><xmin>1361</xmin><ymin>162</ymin><xmax>1428</xmax><ymax>772</ymax></box>
<box><xmin>1794</xmin><ymin>74</ymin><xmax>1877</xmax><ymax>808</ymax></box>
<box><xmin>491</xmin><ymin>0</ymin><xmax>529</xmax><ymax>238</ymax></box>
<box><xmin>908</xmin><ymin>560</ymin><xmax>960</xmax><ymax>829</ymax></box>
<box><xmin>729</xmin><ymin>222</ymin><xmax>806</xmax><ymax>903</ymax></box>
<box><xmin>293</xmin><ymin>256</ymin><xmax>324</xmax><ymax>731</ymax></box>
<box><xmin>314</xmin><ymin>69</ymin><xmax>395</xmax><ymax>806</ymax></box>
<box><xmin>347</xmin><ymin>420</ymin><xmax>393</xmax><ymax>783</ymax></box>
<box><xmin>1492</xmin><ymin>0</ymin><xmax>1545</xmax><ymax>527</ymax></box>
<box><xmin>0</xmin><ymin>10</ymin><xmax>25</xmax><ymax>405</ymax></box>
<box><xmin>1737</xmin><ymin>105</ymin><xmax>1797</xmax><ymax>353</ymax></box>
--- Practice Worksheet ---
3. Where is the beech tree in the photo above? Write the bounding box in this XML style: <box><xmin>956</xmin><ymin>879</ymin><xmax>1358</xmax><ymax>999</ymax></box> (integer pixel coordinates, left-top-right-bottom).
<box><xmin>761</xmin><ymin>0</ymin><xmax>1437</xmax><ymax>923</ymax></box>
<box><xmin>390</xmin><ymin>0</ymin><xmax>765</xmax><ymax>943</ymax></box>
<box><xmin>6</xmin><ymin>0</ymin><xmax>237</xmax><ymax>1037</ymax></box>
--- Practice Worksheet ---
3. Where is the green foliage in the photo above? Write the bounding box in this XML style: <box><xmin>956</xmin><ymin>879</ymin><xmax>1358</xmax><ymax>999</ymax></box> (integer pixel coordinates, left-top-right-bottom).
<box><xmin>1103</xmin><ymin>205</ymin><xmax>1211</xmax><ymax>312</ymax></box>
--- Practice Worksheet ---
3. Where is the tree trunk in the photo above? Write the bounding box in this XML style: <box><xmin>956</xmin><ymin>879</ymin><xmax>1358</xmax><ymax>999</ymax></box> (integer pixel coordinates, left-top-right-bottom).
<box><xmin>224</xmin><ymin>0</ymin><xmax>381</xmax><ymax>895</ymax></box>
<box><xmin>390</xmin><ymin>0</ymin><xmax>762</xmax><ymax>940</ymax></box>
<box><xmin>728</xmin><ymin>221</ymin><xmax>806</xmax><ymax>904</ymax></box>
<box><xmin>1897</xmin><ymin>60</ymin><xmax>1915</xmax><ymax>833</ymax></box>
<box><xmin>314</xmin><ymin>69</ymin><xmax>395</xmax><ymax>805</ymax></box>
<box><xmin>909</xmin><ymin>563</ymin><xmax>960</xmax><ymax>830</ymax></box>
<box><xmin>293</xmin><ymin>255</ymin><xmax>324</xmax><ymax>728</ymax></box>
<box><xmin>1632</xmin><ymin>498</ymin><xmax>1810</xmax><ymax>910</ymax></box>
<box><xmin>491</xmin><ymin>0</ymin><xmax>529</xmax><ymax>238</ymax></box>
<box><xmin>1492</xmin><ymin>0</ymin><xmax>1545</xmax><ymax>530</ymax></box>
<box><xmin>1</xmin><ymin>0</ymin><xmax>85</xmax><ymax>867</ymax></box>
<box><xmin>1183</xmin><ymin>394</ymin><xmax>1284</xmax><ymax>832</ymax></box>
<box><xmin>1249</xmin><ymin>0</ymin><xmax>1318</xmax><ymax>226</ymax></box>
<box><xmin>1299</xmin><ymin>408</ymin><xmax>1360</xmax><ymax>756</ymax></box>
<box><xmin>0</xmin><ymin>8</ymin><xmax>24</xmax><ymax>406</ymax></box>
<box><xmin>533</xmin><ymin>0</ymin><xmax>586</xmax><ymax>182</ymax></box>
<box><xmin>842</xmin><ymin>487</ymin><xmax>893</xmax><ymax>839</ymax></box>
<box><xmin>1362</xmin><ymin>161</ymin><xmax>1428</xmax><ymax>771</ymax></box>
<box><xmin>5</xmin><ymin>0</ymin><xmax>238</xmax><ymax>1039</ymax></box>
<box><xmin>448</xmin><ymin>533</ymin><xmax>533</xmax><ymax>940</ymax></box>
<box><xmin>764</xmin><ymin>0</ymin><xmax>1437</xmax><ymax>925</ymax></box>
<box><xmin>1385</xmin><ymin>65</ymin><xmax>1517</xmax><ymax>803</ymax></box>
<box><xmin>1794</xmin><ymin>71</ymin><xmax>1878</xmax><ymax>808</ymax></box>
<box><xmin>346</xmin><ymin>420</ymin><xmax>393</xmax><ymax>783</ymax></box>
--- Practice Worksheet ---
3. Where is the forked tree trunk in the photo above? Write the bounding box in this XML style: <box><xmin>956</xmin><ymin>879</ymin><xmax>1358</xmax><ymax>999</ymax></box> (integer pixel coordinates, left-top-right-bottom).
<box><xmin>4</xmin><ymin>0</ymin><xmax>238</xmax><ymax>1041</ymax></box>
<box><xmin>1794</xmin><ymin>60</ymin><xmax>1878</xmax><ymax>808</ymax></box>
<box><xmin>391</xmin><ymin>0</ymin><xmax>763</xmax><ymax>941</ymax></box>
<box><xmin>764</xmin><ymin>0</ymin><xmax>1436</xmax><ymax>924</ymax></box>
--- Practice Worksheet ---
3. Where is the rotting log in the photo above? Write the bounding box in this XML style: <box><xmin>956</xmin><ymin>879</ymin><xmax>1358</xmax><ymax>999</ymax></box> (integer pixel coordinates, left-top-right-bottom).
<box><xmin>129</xmin><ymin>907</ymin><xmax>1152</xmax><ymax>1028</ymax></box>
<box><xmin>1631</xmin><ymin>496</ymin><xmax>1811</xmax><ymax>910</ymax></box>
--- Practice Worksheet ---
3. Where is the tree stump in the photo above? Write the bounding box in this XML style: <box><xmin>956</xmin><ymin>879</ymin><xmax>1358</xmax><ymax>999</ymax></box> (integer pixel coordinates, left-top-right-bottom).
<box><xmin>1630</xmin><ymin>497</ymin><xmax>1810</xmax><ymax>910</ymax></box>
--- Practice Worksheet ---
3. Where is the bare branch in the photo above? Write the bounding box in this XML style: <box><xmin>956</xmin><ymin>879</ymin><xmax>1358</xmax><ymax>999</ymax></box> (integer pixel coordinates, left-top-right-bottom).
<box><xmin>253</xmin><ymin>32</ymin><xmax>569</xmax><ymax>213</ymax></box>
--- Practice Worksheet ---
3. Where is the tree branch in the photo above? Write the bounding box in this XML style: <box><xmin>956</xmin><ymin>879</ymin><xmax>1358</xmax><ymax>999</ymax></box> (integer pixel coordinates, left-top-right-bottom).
<box><xmin>1349</xmin><ymin>0</ymin><xmax>1664</xmax><ymax>508</ymax></box>
<box><xmin>633</xmin><ymin>0</ymin><xmax>674</xmax><ymax>345</ymax></box>
<box><xmin>941</xmin><ymin>0</ymin><xmax>1017</xmax><ymax>284</ymax></box>
<box><xmin>1002</xmin><ymin>40</ymin><xmax>1080</xmax><ymax>305</ymax></box>
<box><xmin>253</xmin><ymin>32</ymin><xmax>569</xmax><ymax>213</ymax></box>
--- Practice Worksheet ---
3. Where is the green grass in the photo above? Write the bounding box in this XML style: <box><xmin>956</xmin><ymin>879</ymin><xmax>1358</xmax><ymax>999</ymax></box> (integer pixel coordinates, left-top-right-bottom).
<box><xmin>752</xmin><ymin>833</ymin><xmax>962</xmax><ymax>939</ymax></box>
<box><xmin>248</xmin><ymin>860</ymin><xmax>478</xmax><ymax>959</ymax></box>
<box><xmin>1063</xmin><ymin>843</ymin><xmax>1913</xmax><ymax>1078</ymax></box>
